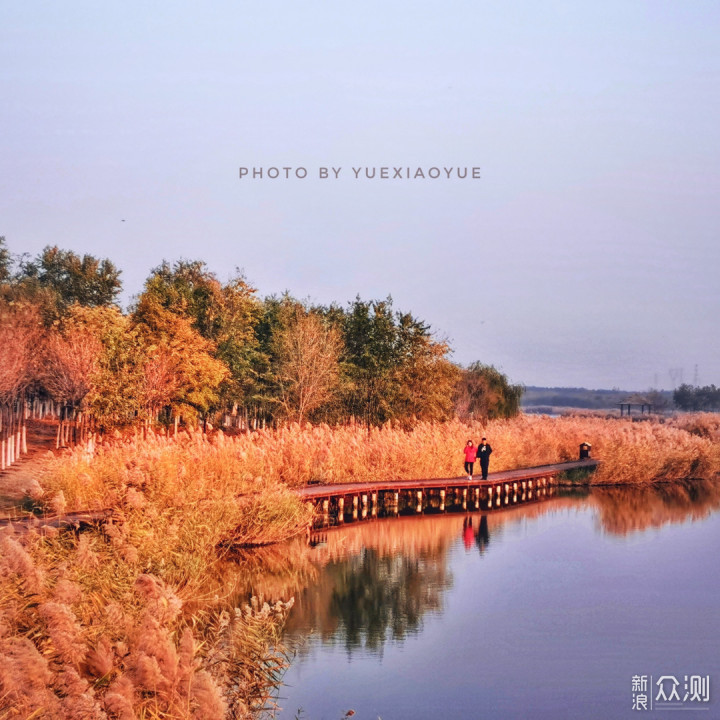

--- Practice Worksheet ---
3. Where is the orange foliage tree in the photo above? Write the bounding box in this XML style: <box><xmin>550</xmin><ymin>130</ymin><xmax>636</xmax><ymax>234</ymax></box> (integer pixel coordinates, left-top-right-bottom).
<box><xmin>0</xmin><ymin>303</ymin><xmax>41</xmax><ymax>467</ymax></box>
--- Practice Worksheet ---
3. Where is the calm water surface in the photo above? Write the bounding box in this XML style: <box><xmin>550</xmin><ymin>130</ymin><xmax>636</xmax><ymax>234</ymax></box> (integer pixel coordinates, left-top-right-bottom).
<box><xmin>240</xmin><ymin>483</ymin><xmax>720</xmax><ymax>720</ymax></box>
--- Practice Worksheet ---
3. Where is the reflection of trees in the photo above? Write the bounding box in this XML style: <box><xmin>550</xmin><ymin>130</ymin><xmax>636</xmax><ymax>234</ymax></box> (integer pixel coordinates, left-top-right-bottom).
<box><xmin>279</xmin><ymin>516</ymin><xmax>459</xmax><ymax>655</ymax></box>
<box><xmin>283</xmin><ymin>546</ymin><xmax>451</xmax><ymax>656</ymax></box>
<box><xmin>216</xmin><ymin>542</ymin><xmax>321</xmax><ymax>609</ymax></box>
<box><xmin>230</xmin><ymin>506</ymin><xmax>574</xmax><ymax>656</ymax></box>
<box><xmin>219</xmin><ymin>518</ymin><xmax>455</xmax><ymax>655</ymax></box>
<box><xmin>221</xmin><ymin>480</ymin><xmax>720</xmax><ymax>661</ymax></box>
<box><xmin>325</xmin><ymin>549</ymin><xmax>449</xmax><ymax>651</ymax></box>
<box><xmin>590</xmin><ymin>479</ymin><xmax>720</xmax><ymax>535</ymax></box>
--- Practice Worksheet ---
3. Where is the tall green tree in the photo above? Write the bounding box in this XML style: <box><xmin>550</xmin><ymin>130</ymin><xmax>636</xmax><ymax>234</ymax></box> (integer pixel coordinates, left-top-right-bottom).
<box><xmin>0</xmin><ymin>237</ymin><xmax>11</xmax><ymax>284</ymax></box>
<box><xmin>20</xmin><ymin>246</ymin><xmax>122</xmax><ymax>309</ymax></box>
<box><xmin>340</xmin><ymin>297</ymin><xmax>456</xmax><ymax>427</ymax></box>
<box><xmin>342</xmin><ymin>298</ymin><xmax>401</xmax><ymax>426</ymax></box>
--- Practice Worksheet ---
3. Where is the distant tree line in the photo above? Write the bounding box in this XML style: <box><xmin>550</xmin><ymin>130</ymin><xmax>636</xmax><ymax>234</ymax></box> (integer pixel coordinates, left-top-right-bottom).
<box><xmin>0</xmin><ymin>238</ymin><xmax>523</xmax><ymax>453</ymax></box>
<box><xmin>674</xmin><ymin>384</ymin><xmax>720</xmax><ymax>412</ymax></box>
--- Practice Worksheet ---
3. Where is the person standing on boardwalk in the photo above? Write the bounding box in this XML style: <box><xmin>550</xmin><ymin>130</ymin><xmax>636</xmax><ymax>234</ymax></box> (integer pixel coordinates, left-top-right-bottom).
<box><xmin>463</xmin><ymin>440</ymin><xmax>477</xmax><ymax>480</ymax></box>
<box><xmin>477</xmin><ymin>436</ymin><xmax>492</xmax><ymax>480</ymax></box>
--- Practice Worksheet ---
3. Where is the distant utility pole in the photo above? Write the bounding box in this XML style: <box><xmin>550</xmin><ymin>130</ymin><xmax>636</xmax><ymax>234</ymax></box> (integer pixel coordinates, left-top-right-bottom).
<box><xmin>669</xmin><ymin>367</ymin><xmax>684</xmax><ymax>389</ymax></box>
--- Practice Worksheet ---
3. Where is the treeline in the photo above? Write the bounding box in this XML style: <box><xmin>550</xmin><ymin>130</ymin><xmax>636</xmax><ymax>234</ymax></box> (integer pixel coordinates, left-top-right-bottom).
<box><xmin>674</xmin><ymin>384</ymin><xmax>720</xmax><ymax>412</ymax></box>
<box><xmin>0</xmin><ymin>239</ymin><xmax>523</xmax><ymax>451</ymax></box>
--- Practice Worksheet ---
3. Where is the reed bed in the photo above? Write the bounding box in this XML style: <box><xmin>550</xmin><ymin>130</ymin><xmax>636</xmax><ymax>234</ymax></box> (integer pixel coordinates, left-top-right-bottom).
<box><xmin>1</xmin><ymin>430</ymin><xmax>314</xmax><ymax>719</ymax></box>
<box><xmin>48</xmin><ymin>413</ymin><xmax>717</xmax><ymax>498</ymax></box>
<box><xmin>244</xmin><ymin>412</ymin><xmax>717</xmax><ymax>486</ymax></box>
<box><xmin>2</xmin><ymin>413</ymin><xmax>718</xmax><ymax>718</ymax></box>
<box><xmin>0</xmin><ymin>527</ymin><xmax>298</xmax><ymax>720</ymax></box>
<box><xmin>43</xmin><ymin>414</ymin><xmax>719</xmax><ymax>509</ymax></box>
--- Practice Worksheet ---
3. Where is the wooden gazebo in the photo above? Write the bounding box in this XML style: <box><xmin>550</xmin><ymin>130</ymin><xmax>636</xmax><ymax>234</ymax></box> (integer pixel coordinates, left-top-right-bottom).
<box><xmin>618</xmin><ymin>394</ymin><xmax>654</xmax><ymax>416</ymax></box>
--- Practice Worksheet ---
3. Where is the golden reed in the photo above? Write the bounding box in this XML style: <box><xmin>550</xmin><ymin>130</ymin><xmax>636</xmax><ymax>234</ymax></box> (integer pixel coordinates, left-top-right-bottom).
<box><xmin>1</xmin><ymin>413</ymin><xmax>718</xmax><ymax>718</ymax></box>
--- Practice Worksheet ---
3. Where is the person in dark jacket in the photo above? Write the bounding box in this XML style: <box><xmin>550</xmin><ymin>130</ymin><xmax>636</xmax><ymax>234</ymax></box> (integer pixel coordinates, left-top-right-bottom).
<box><xmin>477</xmin><ymin>437</ymin><xmax>492</xmax><ymax>480</ymax></box>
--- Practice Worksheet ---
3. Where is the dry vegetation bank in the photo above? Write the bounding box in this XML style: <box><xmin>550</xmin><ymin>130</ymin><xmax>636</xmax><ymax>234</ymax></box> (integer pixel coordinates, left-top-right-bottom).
<box><xmin>34</xmin><ymin>414</ymin><xmax>720</xmax><ymax>514</ymax></box>
<box><xmin>1</xmin><ymin>413</ymin><xmax>719</xmax><ymax>719</ymax></box>
<box><xmin>1</xmin><ymin>430</ymin><xmax>315</xmax><ymax>719</ymax></box>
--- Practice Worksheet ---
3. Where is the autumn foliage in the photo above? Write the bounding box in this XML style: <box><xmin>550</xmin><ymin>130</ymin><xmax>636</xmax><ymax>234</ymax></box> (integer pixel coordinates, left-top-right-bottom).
<box><xmin>1</xmin><ymin>244</ymin><xmax>486</xmax><ymax>453</ymax></box>
<box><xmin>2</xmin><ymin>240</ymin><xmax>720</xmax><ymax>719</ymax></box>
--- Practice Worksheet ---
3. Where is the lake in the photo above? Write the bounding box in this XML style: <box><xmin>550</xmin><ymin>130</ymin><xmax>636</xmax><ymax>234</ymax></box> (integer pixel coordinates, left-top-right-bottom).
<box><xmin>234</xmin><ymin>481</ymin><xmax>720</xmax><ymax>719</ymax></box>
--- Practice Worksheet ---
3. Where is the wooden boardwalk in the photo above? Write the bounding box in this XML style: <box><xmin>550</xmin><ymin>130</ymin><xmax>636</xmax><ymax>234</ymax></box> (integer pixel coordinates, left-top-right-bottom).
<box><xmin>297</xmin><ymin>459</ymin><xmax>598</xmax><ymax>521</ymax></box>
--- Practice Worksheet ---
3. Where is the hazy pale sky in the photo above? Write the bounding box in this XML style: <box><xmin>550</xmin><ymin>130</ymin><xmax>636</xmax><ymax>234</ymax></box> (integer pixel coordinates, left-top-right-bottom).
<box><xmin>2</xmin><ymin>1</ymin><xmax>719</xmax><ymax>390</ymax></box>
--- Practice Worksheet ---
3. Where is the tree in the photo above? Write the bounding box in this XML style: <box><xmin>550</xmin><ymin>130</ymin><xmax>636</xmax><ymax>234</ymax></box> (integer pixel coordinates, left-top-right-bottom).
<box><xmin>0</xmin><ymin>305</ymin><xmax>38</xmax><ymax>404</ymax></box>
<box><xmin>0</xmin><ymin>236</ymin><xmax>11</xmax><ymax>284</ymax></box>
<box><xmin>41</xmin><ymin>326</ymin><xmax>101</xmax><ymax>412</ymax></box>
<box><xmin>62</xmin><ymin>305</ymin><xmax>144</xmax><ymax>428</ymax></box>
<box><xmin>18</xmin><ymin>246</ymin><xmax>122</xmax><ymax>312</ymax></box>
<box><xmin>340</xmin><ymin>297</ymin><xmax>457</xmax><ymax>427</ymax></box>
<box><xmin>455</xmin><ymin>363</ymin><xmax>524</xmax><ymax>421</ymax></box>
<box><xmin>270</xmin><ymin>307</ymin><xmax>342</xmax><ymax>423</ymax></box>
<box><xmin>341</xmin><ymin>298</ymin><xmax>404</xmax><ymax>426</ymax></box>
<box><xmin>139</xmin><ymin>347</ymin><xmax>181</xmax><ymax>422</ymax></box>
<box><xmin>392</xmin><ymin>339</ymin><xmax>460</xmax><ymax>424</ymax></box>
<box><xmin>40</xmin><ymin>315</ymin><xmax>104</xmax><ymax>446</ymax></box>
<box><xmin>140</xmin><ymin>260</ymin><xmax>262</xmax><ymax>410</ymax></box>
<box><xmin>674</xmin><ymin>384</ymin><xmax>720</xmax><ymax>412</ymax></box>
<box><xmin>0</xmin><ymin>303</ymin><xmax>42</xmax><ymax>466</ymax></box>
<box><xmin>645</xmin><ymin>389</ymin><xmax>670</xmax><ymax>413</ymax></box>
<box><xmin>132</xmin><ymin>296</ymin><xmax>229</xmax><ymax>423</ymax></box>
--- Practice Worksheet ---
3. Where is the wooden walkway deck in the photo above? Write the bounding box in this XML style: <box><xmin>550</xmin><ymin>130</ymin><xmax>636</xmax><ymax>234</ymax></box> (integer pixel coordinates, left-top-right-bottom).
<box><xmin>297</xmin><ymin>458</ymin><xmax>598</xmax><ymax>521</ymax></box>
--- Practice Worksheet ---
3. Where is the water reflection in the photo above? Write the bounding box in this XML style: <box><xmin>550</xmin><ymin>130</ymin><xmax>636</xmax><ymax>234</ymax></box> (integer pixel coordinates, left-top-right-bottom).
<box><xmin>228</xmin><ymin>515</ymin><xmax>459</xmax><ymax>654</ymax></box>
<box><xmin>325</xmin><ymin>549</ymin><xmax>448</xmax><ymax>651</ymax></box>
<box><xmin>245</xmin><ymin>479</ymin><xmax>720</xmax><ymax>719</ymax></box>
<box><xmin>587</xmin><ymin>478</ymin><xmax>720</xmax><ymax>535</ymax></box>
<box><xmin>281</xmin><ymin>502</ymin><xmax>574</xmax><ymax>655</ymax></box>
<box><xmin>224</xmin><ymin>479</ymin><xmax>720</xmax><ymax>655</ymax></box>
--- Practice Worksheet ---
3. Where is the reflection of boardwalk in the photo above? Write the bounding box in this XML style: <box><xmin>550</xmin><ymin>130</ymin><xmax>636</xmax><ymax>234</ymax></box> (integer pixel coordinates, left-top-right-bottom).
<box><xmin>299</xmin><ymin>459</ymin><xmax>597</xmax><ymax>525</ymax></box>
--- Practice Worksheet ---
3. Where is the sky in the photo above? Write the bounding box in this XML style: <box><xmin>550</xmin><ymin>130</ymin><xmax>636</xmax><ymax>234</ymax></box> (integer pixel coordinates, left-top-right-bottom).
<box><xmin>2</xmin><ymin>1</ymin><xmax>719</xmax><ymax>390</ymax></box>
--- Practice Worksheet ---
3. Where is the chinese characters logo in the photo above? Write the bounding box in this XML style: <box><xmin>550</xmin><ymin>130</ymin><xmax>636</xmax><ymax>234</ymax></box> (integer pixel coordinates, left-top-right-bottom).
<box><xmin>632</xmin><ymin>675</ymin><xmax>710</xmax><ymax>711</ymax></box>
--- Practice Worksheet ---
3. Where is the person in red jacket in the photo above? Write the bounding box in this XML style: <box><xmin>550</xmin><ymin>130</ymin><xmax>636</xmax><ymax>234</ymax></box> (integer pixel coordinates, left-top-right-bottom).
<box><xmin>463</xmin><ymin>440</ymin><xmax>477</xmax><ymax>480</ymax></box>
